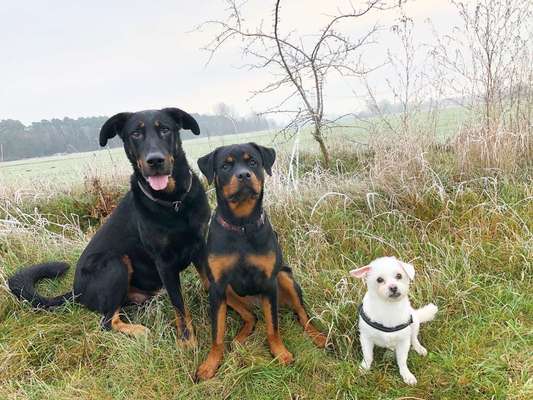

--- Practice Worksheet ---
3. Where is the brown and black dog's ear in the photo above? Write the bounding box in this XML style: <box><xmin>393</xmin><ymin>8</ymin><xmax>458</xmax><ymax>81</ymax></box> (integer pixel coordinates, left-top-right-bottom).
<box><xmin>99</xmin><ymin>112</ymin><xmax>132</xmax><ymax>147</ymax></box>
<box><xmin>197</xmin><ymin>149</ymin><xmax>218</xmax><ymax>185</ymax></box>
<box><xmin>250</xmin><ymin>143</ymin><xmax>276</xmax><ymax>176</ymax></box>
<box><xmin>161</xmin><ymin>107</ymin><xmax>200</xmax><ymax>135</ymax></box>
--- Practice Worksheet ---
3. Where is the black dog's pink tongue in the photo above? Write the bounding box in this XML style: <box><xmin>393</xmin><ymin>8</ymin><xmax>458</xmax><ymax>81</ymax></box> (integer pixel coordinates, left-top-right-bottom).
<box><xmin>147</xmin><ymin>175</ymin><xmax>169</xmax><ymax>191</ymax></box>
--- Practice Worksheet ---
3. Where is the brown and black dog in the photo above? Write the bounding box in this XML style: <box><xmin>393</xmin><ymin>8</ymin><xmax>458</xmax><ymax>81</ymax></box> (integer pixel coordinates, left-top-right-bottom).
<box><xmin>195</xmin><ymin>142</ymin><xmax>327</xmax><ymax>380</ymax></box>
<box><xmin>8</xmin><ymin>108</ymin><xmax>210</xmax><ymax>346</ymax></box>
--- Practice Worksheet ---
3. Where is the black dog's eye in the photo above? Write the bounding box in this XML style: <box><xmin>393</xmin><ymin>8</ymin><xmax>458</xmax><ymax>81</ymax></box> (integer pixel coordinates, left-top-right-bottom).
<box><xmin>249</xmin><ymin>159</ymin><xmax>257</xmax><ymax>167</ymax></box>
<box><xmin>160</xmin><ymin>127</ymin><xmax>170</xmax><ymax>135</ymax></box>
<box><xmin>222</xmin><ymin>162</ymin><xmax>232</xmax><ymax>171</ymax></box>
<box><xmin>377</xmin><ymin>277</ymin><xmax>384</xmax><ymax>283</ymax></box>
<box><xmin>396</xmin><ymin>273</ymin><xmax>402</xmax><ymax>280</ymax></box>
<box><xmin>131</xmin><ymin>131</ymin><xmax>143</xmax><ymax>139</ymax></box>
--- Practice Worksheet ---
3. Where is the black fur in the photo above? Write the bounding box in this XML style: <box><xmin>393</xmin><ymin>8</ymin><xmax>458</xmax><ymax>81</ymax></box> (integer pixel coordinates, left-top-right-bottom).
<box><xmin>8</xmin><ymin>108</ymin><xmax>210</xmax><ymax>340</ymax></box>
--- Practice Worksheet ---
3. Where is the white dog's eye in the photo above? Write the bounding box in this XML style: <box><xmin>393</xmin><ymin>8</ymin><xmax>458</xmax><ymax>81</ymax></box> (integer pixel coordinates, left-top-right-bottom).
<box><xmin>377</xmin><ymin>277</ymin><xmax>384</xmax><ymax>283</ymax></box>
<box><xmin>396</xmin><ymin>273</ymin><xmax>402</xmax><ymax>279</ymax></box>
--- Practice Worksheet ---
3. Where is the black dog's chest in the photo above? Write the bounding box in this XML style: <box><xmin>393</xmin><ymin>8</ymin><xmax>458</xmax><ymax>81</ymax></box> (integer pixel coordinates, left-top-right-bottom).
<box><xmin>230</xmin><ymin>259</ymin><xmax>277</xmax><ymax>296</ymax></box>
<box><xmin>140</xmin><ymin>219</ymin><xmax>199</xmax><ymax>264</ymax></box>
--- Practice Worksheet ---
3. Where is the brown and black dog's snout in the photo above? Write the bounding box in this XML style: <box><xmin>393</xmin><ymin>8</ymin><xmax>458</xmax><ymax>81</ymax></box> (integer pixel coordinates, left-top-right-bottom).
<box><xmin>228</xmin><ymin>168</ymin><xmax>262</xmax><ymax>199</ymax></box>
<box><xmin>145</xmin><ymin>152</ymin><xmax>166</xmax><ymax>170</ymax></box>
<box><xmin>139</xmin><ymin>151</ymin><xmax>173</xmax><ymax>176</ymax></box>
<box><xmin>235</xmin><ymin>167</ymin><xmax>252</xmax><ymax>182</ymax></box>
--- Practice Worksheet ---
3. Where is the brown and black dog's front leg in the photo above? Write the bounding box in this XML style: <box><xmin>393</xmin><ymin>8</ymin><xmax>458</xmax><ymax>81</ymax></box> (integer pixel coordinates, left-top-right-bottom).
<box><xmin>262</xmin><ymin>284</ymin><xmax>294</xmax><ymax>365</ymax></box>
<box><xmin>226</xmin><ymin>286</ymin><xmax>256</xmax><ymax>344</ymax></box>
<box><xmin>196</xmin><ymin>283</ymin><xmax>227</xmax><ymax>381</ymax></box>
<box><xmin>277</xmin><ymin>268</ymin><xmax>328</xmax><ymax>348</ymax></box>
<box><xmin>157</xmin><ymin>261</ymin><xmax>196</xmax><ymax>347</ymax></box>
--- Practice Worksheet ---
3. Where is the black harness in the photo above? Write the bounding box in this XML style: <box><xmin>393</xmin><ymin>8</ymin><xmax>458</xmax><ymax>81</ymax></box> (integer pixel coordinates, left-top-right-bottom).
<box><xmin>358</xmin><ymin>304</ymin><xmax>413</xmax><ymax>333</ymax></box>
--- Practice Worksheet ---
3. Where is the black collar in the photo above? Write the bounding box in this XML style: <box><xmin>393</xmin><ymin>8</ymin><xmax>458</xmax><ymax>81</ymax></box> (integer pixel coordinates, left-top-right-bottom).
<box><xmin>358</xmin><ymin>304</ymin><xmax>413</xmax><ymax>333</ymax></box>
<box><xmin>137</xmin><ymin>170</ymin><xmax>192</xmax><ymax>212</ymax></box>
<box><xmin>215</xmin><ymin>210</ymin><xmax>266</xmax><ymax>234</ymax></box>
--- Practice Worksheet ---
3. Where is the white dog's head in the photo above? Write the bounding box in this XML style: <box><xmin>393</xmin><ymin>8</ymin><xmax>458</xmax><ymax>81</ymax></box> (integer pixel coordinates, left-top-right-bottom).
<box><xmin>350</xmin><ymin>256</ymin><xmax>415</xmax><ymax>302</ymax></box>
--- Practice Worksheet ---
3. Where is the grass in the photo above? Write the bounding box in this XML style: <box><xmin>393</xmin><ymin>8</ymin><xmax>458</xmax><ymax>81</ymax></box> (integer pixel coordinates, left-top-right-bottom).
<box><xmin>0</xmin><ymin>118</ymin><xmax>531</xmax><ymax>399</ymax></box>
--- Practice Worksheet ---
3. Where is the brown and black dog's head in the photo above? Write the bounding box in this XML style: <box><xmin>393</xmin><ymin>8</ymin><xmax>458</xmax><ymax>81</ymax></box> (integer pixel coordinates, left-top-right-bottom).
<box><xmin>99</xmin><ymin>108</ymin><xmax>200</xmax><ymax>191</ymax></box>
<box><xmin>197</xmin><ymin>143</ymin><xmax>275</xmax><ymax>219</ymax></box>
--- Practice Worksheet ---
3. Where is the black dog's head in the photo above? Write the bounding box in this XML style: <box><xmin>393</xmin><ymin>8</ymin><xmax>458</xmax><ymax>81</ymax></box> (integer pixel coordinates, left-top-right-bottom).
<box><xmin>197</xmin><ymin>143</ymin><xmax>275</xmax><ymax>218</ymax></box>
<box><xmin>99</xmin><ymin>108</ymin><xmax>200</xmax><ymax>191</ymax></box>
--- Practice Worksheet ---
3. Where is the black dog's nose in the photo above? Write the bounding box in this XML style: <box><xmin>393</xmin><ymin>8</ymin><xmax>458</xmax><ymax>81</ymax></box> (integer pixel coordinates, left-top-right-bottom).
<box><xmin>146</xmin><ymin>153</ymin><xmax>166</xmax><ymax>168</ymax></box>
<box><xmin>237</xmin><ymin>171</ymin><xmax>252</xmax><ymax>181</ymax></box>
<box><xmin>389</xmin><ymin>285</ymin><xmax>398</xmax><ymax>293</ymax></box>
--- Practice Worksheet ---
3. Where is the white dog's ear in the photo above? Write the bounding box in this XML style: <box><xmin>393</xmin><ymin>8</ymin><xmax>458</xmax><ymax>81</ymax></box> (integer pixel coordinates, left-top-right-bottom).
<box><xmin>350</xmin><ymin>266</ymin><xmax>371</xmax><ymax>279</ymax></box>
<box><xmin>400</xmin><ymin>262</ymin><xmax>415</xmax><ymax>280</ymax></box>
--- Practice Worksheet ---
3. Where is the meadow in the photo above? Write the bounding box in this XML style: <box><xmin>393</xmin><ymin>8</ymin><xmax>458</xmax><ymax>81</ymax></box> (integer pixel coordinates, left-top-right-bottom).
<box><xmin>0</xmin><ymin>109</ymin><xmax>531</xmax><ymax>399</ymax></box>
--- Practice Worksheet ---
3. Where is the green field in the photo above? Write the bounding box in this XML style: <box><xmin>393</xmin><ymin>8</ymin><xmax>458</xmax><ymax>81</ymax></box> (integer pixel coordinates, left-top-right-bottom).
<box><xmin>0</xmin><ymin>107</ymin><xmax>468</xmax><ymax>189</ymax></box>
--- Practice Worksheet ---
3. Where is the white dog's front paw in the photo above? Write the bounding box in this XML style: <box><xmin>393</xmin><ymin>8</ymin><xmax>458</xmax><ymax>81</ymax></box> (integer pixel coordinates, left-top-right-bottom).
<box><xmin>414</xmin><ymin>345</ymin><xmax>427</xmax><ymax>356</ymax></box>
<box><xmin>360</xmin><ymin>360</ymin><xmax>371</xmax><ymax>372</ymax></box>
<box><xmin>401</xmin><ymin>371</ymin><xmax>417</xmax><ymax>385</ymax></box>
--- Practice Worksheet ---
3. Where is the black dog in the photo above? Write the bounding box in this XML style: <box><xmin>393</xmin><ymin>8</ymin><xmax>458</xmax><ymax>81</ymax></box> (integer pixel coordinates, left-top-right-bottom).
<box><xmin>8</xmin><ymin>108</ymin><xmax>210</xmax><ymax>344</ymax></box>
<box><xmin>195</xmin><ymin>143</ymin><xmax>327</xmax><ymax>380</ymax></box>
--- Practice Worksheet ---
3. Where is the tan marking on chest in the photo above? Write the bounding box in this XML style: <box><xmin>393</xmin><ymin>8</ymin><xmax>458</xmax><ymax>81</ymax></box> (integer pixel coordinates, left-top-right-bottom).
<box><xmin>208</xmin><ymin>253</ymin><xmax>239</xmax><ymax>281</ymax></box>
<box><xmin>246</xmin><ymin>251</ymin><xmax>276</xmax><ymax>278</ymax></box>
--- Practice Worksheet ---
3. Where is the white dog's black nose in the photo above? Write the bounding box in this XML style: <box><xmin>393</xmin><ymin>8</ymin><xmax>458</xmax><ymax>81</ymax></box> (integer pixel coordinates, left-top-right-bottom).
<box><xmin>389</xmin><ymin>285</ymin><xmax>398</xmax><ymax>293</ymax></box>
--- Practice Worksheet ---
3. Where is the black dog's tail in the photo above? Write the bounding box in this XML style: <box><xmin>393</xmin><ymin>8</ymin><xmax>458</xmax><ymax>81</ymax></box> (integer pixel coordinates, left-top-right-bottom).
<box><xmin>8</xmin><ymin>262</ymin><xmax>74</xmax><ymax>309</ymax></box>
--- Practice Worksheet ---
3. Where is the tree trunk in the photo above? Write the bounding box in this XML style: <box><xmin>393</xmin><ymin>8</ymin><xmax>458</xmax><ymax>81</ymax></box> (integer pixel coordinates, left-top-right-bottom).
<box><xmin>313</xmin><ymin>125</ymin><xmax>330</xmax><ymax>168</ymax></box>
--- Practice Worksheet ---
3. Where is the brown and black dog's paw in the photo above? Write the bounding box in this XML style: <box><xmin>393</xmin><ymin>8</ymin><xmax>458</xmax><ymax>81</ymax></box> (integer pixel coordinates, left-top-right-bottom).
<box><xmin>195</xmin><ymin>360</ymin><xmax>219</xmax><ymax>382</ymax></box>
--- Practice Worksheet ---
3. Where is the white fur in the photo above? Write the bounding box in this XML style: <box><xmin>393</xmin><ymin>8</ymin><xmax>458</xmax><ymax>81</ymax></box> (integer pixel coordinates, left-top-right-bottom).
<box><xmin>350</xmin><ymin>256</ymin><xmax>438</xmax><ymax>385</ymax></box>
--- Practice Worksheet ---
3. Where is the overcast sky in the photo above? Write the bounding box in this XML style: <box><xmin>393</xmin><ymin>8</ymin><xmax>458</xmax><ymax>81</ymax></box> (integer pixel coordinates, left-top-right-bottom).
<box><xmin>0</xmin><ymin>0</ymin><xmax>462</xmax><ymax>124</ymax></box>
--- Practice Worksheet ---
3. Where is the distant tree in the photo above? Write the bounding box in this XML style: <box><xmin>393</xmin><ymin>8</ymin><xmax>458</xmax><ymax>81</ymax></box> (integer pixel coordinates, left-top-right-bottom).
<box><xmin>0</xmin><ymin>111</ymin><xmax>275</xmax><ymax>161</ymax></box>
<box><xmin>213</xmin><ymin>102</ymin><xmax>239</xmax><ymax>133</ymax></box>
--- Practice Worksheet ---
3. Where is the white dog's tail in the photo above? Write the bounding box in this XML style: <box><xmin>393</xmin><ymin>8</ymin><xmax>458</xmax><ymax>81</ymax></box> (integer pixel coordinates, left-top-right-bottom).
<box><xmin>414</xmin><ymin>303</ymin><xmax>438</xmax><ymax>323</ymax></box>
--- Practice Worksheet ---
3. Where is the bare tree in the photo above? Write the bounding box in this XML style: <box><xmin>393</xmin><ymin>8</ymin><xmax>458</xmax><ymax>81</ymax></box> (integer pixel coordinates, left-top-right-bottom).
<box><xmin>432</xmin><ymin>0</ymin><xmax>532</xmax><ymax>135</ymax></box>
<box><xmin>198</xmin><ymin>0</ymin><xmax>400</xmax><ymax>166</ymax></box>
<box><xmin>429</xmin><ymin>0</ymin><xmax>532</xmax><ymax>172</ymax></box>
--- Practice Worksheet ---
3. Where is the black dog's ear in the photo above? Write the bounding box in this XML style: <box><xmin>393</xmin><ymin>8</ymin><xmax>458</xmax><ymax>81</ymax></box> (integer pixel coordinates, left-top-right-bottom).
<box><xmin>161</xmin><ymin>107</ymin><xmax>200</xmax><ymax>135</ymax></box>
<box><xmin>99</xmin><ymin>112</ymin><xmax>132</xmax><ymax>147</ymax></box>
<box><xmin>250</xmin><ymin>143</ymin><xmax>276</xmax><ymax>176</ymax></box>
<box><xmin>197</xmin><ymin>149</ymin><xmax>218</xmax><ymax>185</ymax></box>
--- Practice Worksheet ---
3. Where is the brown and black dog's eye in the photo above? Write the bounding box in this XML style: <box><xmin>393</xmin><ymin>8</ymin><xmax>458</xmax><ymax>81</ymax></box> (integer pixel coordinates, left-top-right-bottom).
<box><xmin>160</xmin><ymin>126</ymin><xmax>171</xmax><ymax>135</ymax></box>
<box><xmin>249</xmin><ymin>159</ymin><xmax>257</xmax><ymax>167</ymax></box>
<box><xmin>131</xmin><ymin>131</ymin><xmax>143</xmax><ymax>140</ymax></box>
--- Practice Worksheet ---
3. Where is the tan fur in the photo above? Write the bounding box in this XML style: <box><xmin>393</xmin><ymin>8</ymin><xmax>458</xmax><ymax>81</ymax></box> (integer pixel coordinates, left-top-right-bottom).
<box><xmin>261</xmin><ymin>297</ymin><xmax>293</xmax><ymax>365</ymax></box>
<box><xmin>226</xmin><ymin>286</ymin><xmax>256</xmax><ymax>343</ymax></box>
<box><xmin>165</xmin><ymin>177</ymin><xmax>176</xmax><ymax>193</ymax></box>
<box><xmin>277</xmin><ymin>271</ymin><xmax>327</xmax><ymax>347</ymax></box>
<box><xmin>223</xmin><ymin>174</ymin><xmax>263</xmax><ymax>218</ymax></box>
<box><xmin>196</xmin><ymin>302</ymin><xmax>227</xmax><ymax>380</ymax></box>
<box><xmin>175</xmin><ymin>308</ymin><xmax>196</xmax><ymax>347</ymax></box>
<box><xmin>110</xmin><ymin>311</ymin><xmax>149</xmax><ymax>337</ymax></box>
<box><xmin>208</xmin><ymin>254</ymin><xmax>239</xmax><ymax>281</ymax></box>
<box><xmin>246</xmin><ymin>251</ymin><xmax>276</xmax><ymax>278</ymax></box>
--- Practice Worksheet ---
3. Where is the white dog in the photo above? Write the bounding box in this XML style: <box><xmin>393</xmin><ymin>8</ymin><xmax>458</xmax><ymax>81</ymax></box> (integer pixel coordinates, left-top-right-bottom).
<box><xmin>350</xmin><ymin>256</ymin><xmax>438</xmax><ymax>385</ymax></box>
